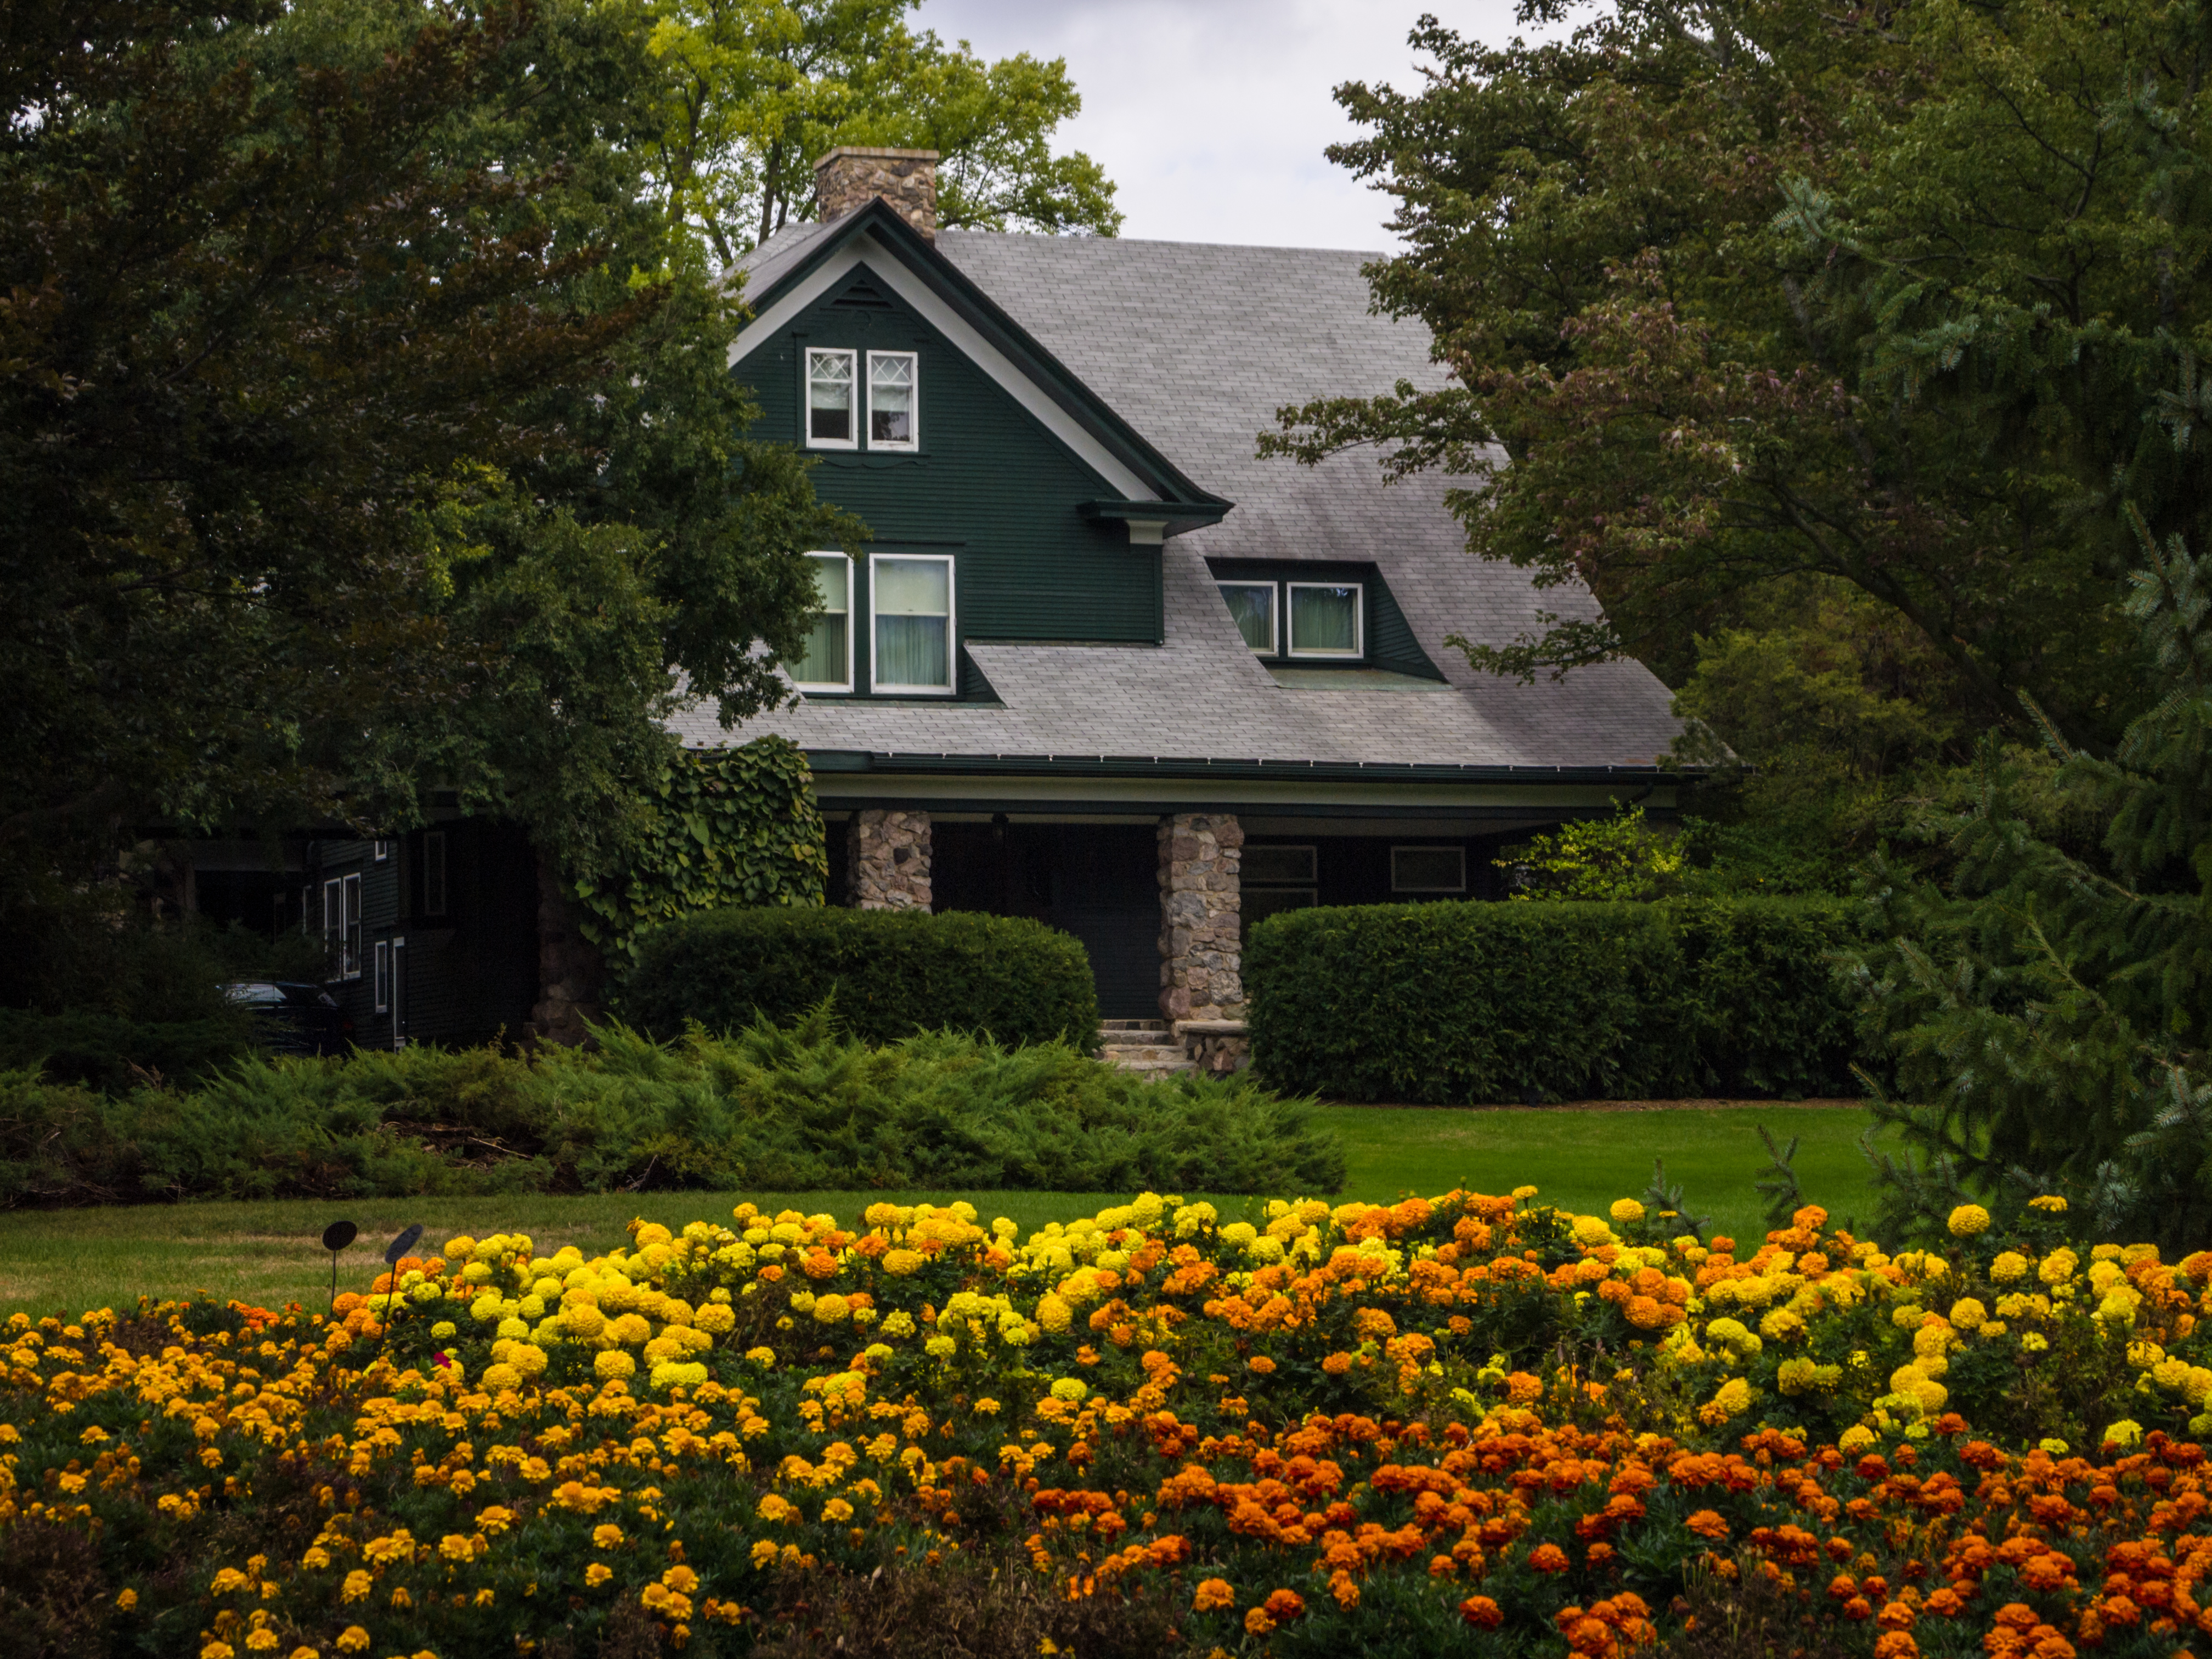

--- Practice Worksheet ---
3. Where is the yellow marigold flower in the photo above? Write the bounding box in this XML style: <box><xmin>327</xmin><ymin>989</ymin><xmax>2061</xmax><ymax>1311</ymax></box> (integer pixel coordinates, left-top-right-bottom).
<box><xmin>2039</xmin><ymin>1249</ymin><xmax>2078</xmax><ymax>1286</ymax></box>
<box><xmin>210</xmin><ymin>1567</ymin><xmax>251</xmax><ymax>1595</ymax></box>
<box><xmin>334</xmin><ymin>1630</ymin><xmax>370</xmax><ymax>1656</ymax></box>
<box><xmin>751</xmin><ymin>1541</ymin><xmax>780</xmax><ymax>1568</ymax></box>
<box><xmin>115</xmin><ymin>1589</ymin><xmax>137</xmax><ymax>1612</ymax></box>
<box><xmin>1758</xmin><ymin>1307</ymin><xmax>1804</xmax><ymax>1342</ymax></box>
<box><xmin>745</xmin><ymin>1346</ymin><xmax>777</xmax><ymax>1365</ymax></box>
<box><xmin>2029</xmin><ymin>1194</ymin><xmax>2068</xmax><ymax>1213</ymax></box>
<box><xmin>1838</xmin><ymin>1425</ymin><xmax>1876</xmax><ymax>1453</ymax></box>
<box><xmin>1193</xmin><ymin>1578</ymin><xmax>1235</xmax><ymax>1612</ymax></box>
<box><xmin>882</xmin><ymin>1249</ymin><xmax>923</xmax><ymax>1276</ymax></box>
<box><xmin>1708</xmin><ymin>1377</ymin><xmax>1752</xmax><ymax>1417</ymax></box>
<box><xmin>1946</xmin><ymin>1204</ymin><xmax>1990</xmax><ymax>1237</ymax></box>
<box><xmin>595</xmin><ymin>1351</ymin><xmax>637</xmax><ymax>1380</ymax></box>
<box><xmin>2022</xmin><ymin>1332</ymin><xmax>2050</xmax><ymax>1352</ymax></box>
<box><xmin>2104</xmin><ymin>1418</ymin><xmax>2143</xmax><ymax>1448</ymax></box>
<box><xmin>1049</xmin><ymin>1377</ymin><xmax>1087</xmax><ymax>1402</ymax></box>
<box><xmin>1990</xmin><ymin>1251</ymin><xmax>2028</xmax><ymax>1283</ymax></box>
<box><xmin>1610</xmin><ymin>1198</ymin><xmax>1646</xmax><ymax>1225</ymax></box>
<box><xmin>340</xmin><ymin>1570</ymin><xmax>373</xmax><ymax>1603</ymax></box>
<box><xmin>562</xmin><ymin>1305</ymin><xmax>607</xmax><ymax>1342</ymax></box>
<box><xmin>1948</xmin><ymin>1298</ymin><xmax>1987</xmax><ymax>1331</ymax></box>
<box><xmin>812</xmin><ymin>1294</ymin><xmax>851</xmax><ymax>1324</ymax></box>
<box><xmin>924</xmin><ymin>1335</ymin><xmax>956</xmax><ymax>1359</ymax></box>
<box><xmin>1570</xmin><ymin>1215</ymin><xmax>1616</xmax><ymax>1247</ymax></box>
<box><xmin>592</xmin><ymin>1525</ymin><xmax>624</xmax><ymax>1549</ymax></box>
<box><xmin>586</xmin><ymin>1563</ymin><xmax>613</xmax><ymax>1587</ymax></box>
<box><xmin>478</xmin><ymin>1507</ymin><xmax>516</xmax><ymax>1535</ymax></box>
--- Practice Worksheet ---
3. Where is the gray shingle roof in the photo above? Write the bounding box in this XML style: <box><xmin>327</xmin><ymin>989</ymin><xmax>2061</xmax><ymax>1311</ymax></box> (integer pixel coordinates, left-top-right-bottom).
<box><xmin>687</xmin><ymin>231</ymin><xmax>1682</xmax><ymax>772</ymax></box>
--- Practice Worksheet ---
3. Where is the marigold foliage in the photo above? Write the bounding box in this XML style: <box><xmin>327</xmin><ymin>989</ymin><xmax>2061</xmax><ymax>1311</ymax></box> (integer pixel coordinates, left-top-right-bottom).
<box><xmin>5</xmin><ymin>1190</ymin><xmax>2212</xmax><ymax>1654</ymax></box>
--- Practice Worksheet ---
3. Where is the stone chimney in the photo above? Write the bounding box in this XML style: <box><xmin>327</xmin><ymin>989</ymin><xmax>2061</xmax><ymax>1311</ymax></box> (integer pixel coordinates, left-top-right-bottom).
<box><xmin>813</xmin><ymin>146</ymin><xmax>939</xmax><ymax>240</ymax></box>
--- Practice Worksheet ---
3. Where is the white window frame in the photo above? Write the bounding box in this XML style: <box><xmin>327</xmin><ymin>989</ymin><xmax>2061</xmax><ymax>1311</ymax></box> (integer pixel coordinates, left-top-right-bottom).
<box><xmin>868</xmin><ymin>553</ymin><xmax>957</xmax><ymax>695</ymax></box>
<box><xmin>373</xmin><ymin>940</ymin><xmax>391</xmax><ymax>1013</ymax></box>
<box><xmin>1286</xmin><ymin>581</ymin><xmax>1364</xmax><ymax>658</ymax></box>
<box><xmin>792</xmin><ymin>551</ymin><xmax>854</xmax><ymax>693</ymax></box>
<box><xmin>323</xmin><ymin>871</ymin><xmax>363</xmax><ymax>979</ymax></box>
<box><xmin>804</xmin><ymin>347</ymin><xmax>857</xmax><ymax>449</ymax></box>
<box><xmin>1391</xmin><ymin>845</ymin><xmax>1467</xmax><ymax>894</ymax></box>
<box><xmin>1218</xmin><ymin>581</ymin><xmax>1278</xmax><ymax>655</ymax></box>
<box><xmin>866</xmin><ymin>349</ymin><xmax>918</xmax><ymax>452</ymax></box>
<box><xmin>422</xmin><ymin>831</ymin><xmax>448</xmax><ymax>917</ymax></box>
<box><xmin>373</xmin><ymin>839</ymin><xmax>390</xmax><ymax>861</ymax></box>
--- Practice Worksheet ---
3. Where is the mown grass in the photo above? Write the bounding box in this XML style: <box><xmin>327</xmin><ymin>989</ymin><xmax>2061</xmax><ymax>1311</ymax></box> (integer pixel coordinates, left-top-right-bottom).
<box><xmin>0</xmin><ymin>1101</ymin><xmax>1881</xmax><ymax>1319</ymax></box>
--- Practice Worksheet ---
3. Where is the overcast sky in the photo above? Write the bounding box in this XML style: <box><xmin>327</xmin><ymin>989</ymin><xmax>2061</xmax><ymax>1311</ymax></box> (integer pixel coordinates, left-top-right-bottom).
<box><xmin>913</xmin><ymin>0</ymin><xmax>1531</xmax><ymax>251</ymax></box>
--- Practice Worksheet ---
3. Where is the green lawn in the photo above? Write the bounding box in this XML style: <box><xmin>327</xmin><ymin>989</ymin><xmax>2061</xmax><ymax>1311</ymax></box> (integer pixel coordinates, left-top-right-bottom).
<box><xmin>0</xmin><ymin>1102</ymin><xmax>1880</xmax><ymax>1320</ymax></box>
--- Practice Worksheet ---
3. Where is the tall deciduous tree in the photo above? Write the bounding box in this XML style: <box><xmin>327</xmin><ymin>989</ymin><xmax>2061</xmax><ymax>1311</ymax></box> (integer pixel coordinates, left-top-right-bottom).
<box><xmin>1269</xmin><ymin>0</ymin><xmax>2212</xmax><ymax>750</ymax></box>
<box><xmin>635</xmin><ymin>0</ymin><xmax>1119</xmax><ymax>264</ymax></box>
<box><xmin>0</xmin><ymin>0</ymin><xmax>858</xmax><ymax>881</ymax></box>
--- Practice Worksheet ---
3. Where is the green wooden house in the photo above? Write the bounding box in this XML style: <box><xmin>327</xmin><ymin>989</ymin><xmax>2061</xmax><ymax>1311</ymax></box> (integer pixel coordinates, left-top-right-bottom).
<box><xmin>272</xmin><ymin>148</ymin><xmax>1684</xmax><ymax>1049</ymax></box>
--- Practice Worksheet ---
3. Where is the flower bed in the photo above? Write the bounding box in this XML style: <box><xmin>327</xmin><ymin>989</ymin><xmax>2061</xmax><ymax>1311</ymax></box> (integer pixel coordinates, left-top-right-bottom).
<box><xmin>3</xmin><ymin>1190</ymin><xmax>2210</xmax><ymax>1657</ymax></box>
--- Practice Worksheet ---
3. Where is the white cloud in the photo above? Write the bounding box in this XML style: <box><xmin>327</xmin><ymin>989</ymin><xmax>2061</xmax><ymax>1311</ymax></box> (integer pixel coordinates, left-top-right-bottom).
<box><xmin>915</xmin><ymin>0</ymin><xmax>1528</xmax><ymax>250</ymax></box>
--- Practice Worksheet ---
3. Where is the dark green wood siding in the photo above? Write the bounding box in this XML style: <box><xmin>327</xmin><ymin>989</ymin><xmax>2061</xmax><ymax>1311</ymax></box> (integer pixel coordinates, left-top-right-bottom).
<box><xmin>742</xmin><ymin>261</ymin><xmax>1164</xmax><ymax>696</ymax></box>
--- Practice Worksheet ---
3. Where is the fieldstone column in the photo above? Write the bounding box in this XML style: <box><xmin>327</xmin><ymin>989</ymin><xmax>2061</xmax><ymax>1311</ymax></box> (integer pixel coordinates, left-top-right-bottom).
<box><xmin>532</xmin><ymin>847</ymin><xmax>603</xmax><ymax>1047</ymax></box>
<box><xmin>1158</xmin><ymin>812</ymin><xmax>1243</xmax><ymax>1022</ymax></box>
<box><xmin>849</xmin><ymin>809</ymin><xmax>933</xmax><ymax>909</ymax></box>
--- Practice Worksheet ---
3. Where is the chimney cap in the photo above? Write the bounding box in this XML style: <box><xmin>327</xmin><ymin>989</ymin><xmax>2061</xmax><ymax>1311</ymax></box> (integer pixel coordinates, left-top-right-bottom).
<box><xmin>812</xmin><ymin>145</ymin><xmax>942</xmax><ymax>171</ymax></box>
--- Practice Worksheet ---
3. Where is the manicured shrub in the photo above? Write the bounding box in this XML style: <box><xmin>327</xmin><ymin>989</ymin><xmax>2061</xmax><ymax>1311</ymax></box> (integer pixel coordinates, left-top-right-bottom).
<box><xmin>622</xmin><ymin>905</ymin><xmax>1101</xmax><ymax>1050</ymax></box>
<box><xmin>1246</xmin><ymin>896</ymin><xmax>1859</xmax><ymax>1102</ymax></box>
<box><xmin>0</xmin><ymin>1008</ymin><xmax>251</xmax><ymax>1091</ymax></box>
<box><xmin>0</xmin><ymin>1011</ymin><xmax>1340</xmax><ymax>1205</ymax></box>
<box><xmin>5</xmin><ymin>1186</ymin><xmax>2208</xmax><ymax>1657</ymax></box>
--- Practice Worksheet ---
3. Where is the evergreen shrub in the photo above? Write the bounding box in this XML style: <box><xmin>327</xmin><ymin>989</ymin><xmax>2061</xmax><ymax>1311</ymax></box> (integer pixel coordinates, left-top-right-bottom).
<box><xmin>0</xmin><ymin>1008</ymin><xmax>251</xmax><ymax>1092</ymax></box>
<box><xmin>1246</xmin><ymin>896</ymin><xmax>1858</xmax><ymax>1103</ymax></box>
<box><xmin>622</xmin><ymin>906</ymin><xmax>1100</xmax><ymax>1050</ymax></box>
<box><xmin>0</xmin><ymin>1010</ymin><xmax>1339</xmax><ymax>1205</ymax></box>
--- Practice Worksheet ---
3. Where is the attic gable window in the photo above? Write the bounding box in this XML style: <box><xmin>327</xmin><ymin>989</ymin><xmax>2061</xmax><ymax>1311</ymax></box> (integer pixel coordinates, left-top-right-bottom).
<box><xmin>792</xmin><ymin>552</ymin><xmax>853</xmax><ymax>692</ymax></box>
<box><xmin>1218</xmin><ymin>582</ymin><xmax>1276</xmax><ymax>653</ymax></box>
<box><xmin>805</xmin><ymin>348</ymin><xmax>856</xmax><ymax>448</ymax></box>
<box><xmin>868</xmin><ymin>351</ymin><xmax>917</xmax><ymax>449</ymax></box>
<box><xmin>871</xmin><ymin>554</ymin><xmax>955</xmax><ymax>694</ymax></box>
<box><xmin>1288</xmin><ymin>582</ymin><xmax>1363</xmax><ymax>657</ymax></box>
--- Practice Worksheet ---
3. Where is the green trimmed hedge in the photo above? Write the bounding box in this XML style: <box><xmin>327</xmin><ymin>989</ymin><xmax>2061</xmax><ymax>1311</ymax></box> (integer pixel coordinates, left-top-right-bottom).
<box><xmin>1245</xmin><ymin>896</ymin><xmax>1859</xmax><ymax>1103</ymax></box>
<box><xmin>621</xmin><ymin>906</ymin><xmax>1100</xmax><ymax>1051</ymax></box>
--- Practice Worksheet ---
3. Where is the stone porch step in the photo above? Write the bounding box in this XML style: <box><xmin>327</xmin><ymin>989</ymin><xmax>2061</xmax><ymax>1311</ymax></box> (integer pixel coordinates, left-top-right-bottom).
<box><xmin>1094</xmin><ymin>1020</ymin><xmax>1196</xmax><ymax>1077</ymax></box>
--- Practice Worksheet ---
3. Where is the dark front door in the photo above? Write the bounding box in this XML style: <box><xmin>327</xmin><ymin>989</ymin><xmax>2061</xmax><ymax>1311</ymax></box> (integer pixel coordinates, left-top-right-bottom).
<box><xmin>932</xmin><ymin>821</ymin><xmax>1160</xmax><ymax>1020</ymax></box>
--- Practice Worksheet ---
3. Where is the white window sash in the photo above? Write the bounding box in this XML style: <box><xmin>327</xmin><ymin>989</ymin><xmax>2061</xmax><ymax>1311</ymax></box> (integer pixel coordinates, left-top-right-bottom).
<box><xmin>792</xmin><ymin>552</ymin><xmax>854</xmax><ymax>692</ymax></box>
<box><xmin>804</xmin><ymin>347</ymin><xmax>857</xmax><ymax>449</ymax></box>
<box><xmin>866</xmin><ymin>350</ymin><xmax>918</xmax><ymax>451</ymax></box>
<box><xmin>373</xmin><ymin>941</ymin><xmax>391</xmax><ymax>1012</ymax></box>
<box><xmin>1217</xmin><ymin>582</ymin><xmax>1278</xmax><ymax>654</ymax></box>
<box><xmin>341</xmin><ymin>871</ymin><xmax>363</xmax><ymax>978</ymax></box>
<box><xmin>868</xmin><ymin>553</ymin><xmax>956</xmax><ymax>694</ymax></box>
<box><xmin>1286</xmin><ymin>581</ymin><xmax>1364</xmax><ymax>658</ymax></box>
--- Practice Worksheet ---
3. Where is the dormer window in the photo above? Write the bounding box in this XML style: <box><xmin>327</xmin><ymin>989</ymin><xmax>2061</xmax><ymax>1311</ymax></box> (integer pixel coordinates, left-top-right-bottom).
<box><xmin>1288</xmin><ymin>582</ymin><xmax>1363</xmax><ymax>657</ymax></box>
<box><xmin>869</xmin><ymin>351</ymin><xmax>917</xmax><ymax>449</ymax></box>
<box><xmin>1218</xmin><ymin>582</ymin><xmax>1276</xmax><ymax>653</ymax></box>
<box><xmin>806</xmin><ymin>348</ymin><xmax>856</xmax><ymax>448</ymax></box>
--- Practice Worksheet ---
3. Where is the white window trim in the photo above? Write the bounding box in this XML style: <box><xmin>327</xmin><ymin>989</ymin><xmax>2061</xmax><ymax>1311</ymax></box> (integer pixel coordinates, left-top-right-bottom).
<box><xmin>324</xmin><ymin>871</ymin><xmax>363</xmax><ymax>979</ymax></box>
<box><xmin>373</xmin><ymin>839</ymin><xmax>390</xmax><ymax>861</ymax></box>
<box><xmin>1217</xmin><ymin>581</ymin><xmax>1278</xmax><ymax>655</ymax></box>
<box><xmin>422</xmin><ymin>830</ymin><xmax>448</xmax><ymax>917</ymax></box>
<box><xmin>867</xmin><ymin>552</ymin><xmax>957</xmax><ymax>696</ymax></box>
<box><xmin>804</xmin><ymin>346</ymin><xmax>857</xmax><ymax>450</ymax></box>
<box><xmin>1391</xmin><ymin>845</ymin><xmax>1467</xmax><ymax>893</ymax></box>
<box><xmin>373</xmin><ymin>940</ymin><xmax>391</xmax><ymax>1013</ymax></box>
<box><xmin>792</xmin><ymin>551</ymin><xmax>854</xmax><ymax>693</ymax></box>
<box><xmin>866</xmin><ymin>349</ymin><xmax>918</xmax><ymax>452</ymax></box>
<box><xmin>1286</xmin><ymin>580</ymin><xmax>1364</xmax><ymax>658</ymax></box>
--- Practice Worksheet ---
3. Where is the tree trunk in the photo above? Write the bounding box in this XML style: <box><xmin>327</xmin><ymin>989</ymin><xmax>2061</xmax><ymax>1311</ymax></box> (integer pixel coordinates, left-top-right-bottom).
<box><xmin>530</xmin><ymin>845</ymin><xmax>603</xmax><ymax>1046</ymax></box>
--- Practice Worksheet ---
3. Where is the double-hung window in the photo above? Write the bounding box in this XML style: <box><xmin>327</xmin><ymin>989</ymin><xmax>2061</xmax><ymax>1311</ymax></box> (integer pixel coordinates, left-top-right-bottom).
<box><xmin>805</xmin><ymin>348</ymin><xmax>857</xmax><ymax>448</ymax></box>
<box><xmin>1218</xmin><ymin>582</ymin><xmax>1276</xmax><ymax>653</ymax></box>
<box><xmin>792</xmin><ymin>552</ymin><xmax>853</xmax><ymax>692</ymax></box>
<box><xmin>373</xmin><ymin>941</ymin><xmax>391</xmax><ymax>1013</ymax></box>
<box><xmin>323</xmin><ymin>871</ymin><xmax>362</xmax><ymax>980</ymax></box>
<box><xmin>870</xmin><ymin>554</ymin><xmax>955</xmax><ymax>693</ymax></box>
<box><xmin>868</xmin><ymin>351</ymin><xmax>917</xmax><ymax>449</ymax></box>
<box><xmin>1288</xmin><ymin>582</ymin><xmax>1363</xmax><ymax>657</ymax></box>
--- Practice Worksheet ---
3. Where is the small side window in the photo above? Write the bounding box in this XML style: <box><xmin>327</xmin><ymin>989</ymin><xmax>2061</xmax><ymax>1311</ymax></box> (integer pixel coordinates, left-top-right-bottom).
<box><xmin>1218</xmin><ymin>582</ymin><xmax>1277</xmax><ymax>654</ymax></box>
<box><xmin>868</xmin><ymin>351</ymin><xmax>917</xmax><ymax>449</ymax></box>
<box><xmin>806</xmin><ymin>348</ymin><xmax>857</xmax><ymax>448</ymax></box>
<box><xmin>793</xmin><ymin>553</ymin><xmax>853</xmax><ymax>692</ymax></box>
<box><xmin>373</xmin><ymin>839</ymin><xmax>390</xmax><ymax>861</ymax></box>
<box><xmin>325</xmin><ymin>872</ymin><xmax>363</xmax><ymax>978</ymax></box>
<box><xmin>422</xmin><ymin>831</ymin><xmax>448</xmax><ymax>917</ymax></box>
<box><xmin>373</xmin><ymin>941</ymin><xmax>391</xmax><ymax>1013</ymax></box>
<box><xmin>1391</xmin><ymin>846</ymin><xmax>1465</xmax><ymax>893</ymax></box>
<box><xmin>1288</xmin><ymin>582</ymin><xmax>1363</xmax><ymax>658</ymax></box>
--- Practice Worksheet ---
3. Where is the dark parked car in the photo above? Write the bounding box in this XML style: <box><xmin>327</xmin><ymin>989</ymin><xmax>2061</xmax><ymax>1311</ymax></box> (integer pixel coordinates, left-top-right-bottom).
<box><xmin>222</xmin><ymin>982</ymin><xmax>352</xmax><ymax>1056</ymax></box>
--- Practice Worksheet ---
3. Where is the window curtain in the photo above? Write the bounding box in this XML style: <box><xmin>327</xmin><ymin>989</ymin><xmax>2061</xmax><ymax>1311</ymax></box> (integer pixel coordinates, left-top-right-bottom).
<box><xmin>1291</xmin><ymin>586</ymin><xmax>1358</xmax><ymax>652</ymax></box>
<box><xmin>874</xmin><ymin>558</ymin><xmax>950</xmax><ymax>687</ymax></box>
<box><xmin>1224</xmin><ymin>586</ymin><xmax>1274</xmax><ymax>651</ymax></box>
<box><xmin>797</xmin><ymin>557</ymin><xmax>848</xmax><ymax>683</ymax></box>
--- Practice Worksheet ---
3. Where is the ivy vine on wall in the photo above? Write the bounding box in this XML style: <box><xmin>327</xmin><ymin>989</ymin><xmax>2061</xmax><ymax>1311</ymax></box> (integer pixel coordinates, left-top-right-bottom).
<box><xmin>569</xmin><ymin>736</ymin><xmax>827</xmax><ymax>973</ymax></box>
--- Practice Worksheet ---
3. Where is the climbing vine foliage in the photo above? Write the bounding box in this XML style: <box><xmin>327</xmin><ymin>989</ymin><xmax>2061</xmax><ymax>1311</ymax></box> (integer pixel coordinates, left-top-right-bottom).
<box><xmin>570</xmin><ymin>737</ymin><xmax>826</xmax><ymax>972</ymax></box>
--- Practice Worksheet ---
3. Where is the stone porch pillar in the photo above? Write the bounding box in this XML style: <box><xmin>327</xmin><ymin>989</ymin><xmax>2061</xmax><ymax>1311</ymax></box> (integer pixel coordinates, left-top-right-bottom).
<box><xmin>1157</xmin><ymin>812</ymin><xmax>1243</xmax><ymax>1022</ymax></box>
<box><xmin>849</xmin><ymin>809</ymin><xmax>933</xmax><ymax>909</ymax></box>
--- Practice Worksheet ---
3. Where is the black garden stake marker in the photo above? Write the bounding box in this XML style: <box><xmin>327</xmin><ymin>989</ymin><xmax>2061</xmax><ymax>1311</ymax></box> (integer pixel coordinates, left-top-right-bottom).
<box><xmin>321</xmin><ymin>1220</ymin><xmax>358</xmax><ymax>1312</ymax></box>
<box><xmin>381</xmin><ymin>1223</ymin><xmax>425</xmax><ymax>1328</ymax></box>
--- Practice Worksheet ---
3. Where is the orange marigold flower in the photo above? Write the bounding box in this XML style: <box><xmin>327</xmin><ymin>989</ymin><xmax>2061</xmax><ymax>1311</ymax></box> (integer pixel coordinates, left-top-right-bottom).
<box><xmin>1843</xmin><ymin>1599</ymin><xmax>1873</xmax><ymax>1621</ymax></box>
<box><xmin>1685</xmin><ymin>1510</ymin><xmax>1729</xmax><ymax>1541</ymax></box>
<box><xmin>1329</xmin><ymin>1571</ymin><xmax>1360</xmax><ymax>1610</ymax></box>
<box><xmin>1249</xmin><ymin>1355</ymin><xmax>1276</xmax><ymax>1375</ymax></box>
<box><xmin>1192</xmin><ymin>1578</ymin><xmax>1235</xmax><ymax>1613</ymax></box>
<box><xmin>1263</xmin><ymin>1589</ymin><xmax>1304</xmax><ymax>1621</ymax></box>
<box><xmin>1243</xmin><ymin>1607</ymin><xmax>1276</xmax><ymax>1637</ymax></box>
<box><xmin>1872</xmin><ymin>1635</ymin><xmax>1918</xmax><ymax>1659</ymax></box>
<box><xmin>1461</xmin><ymin>1595</ymin><xmax>1504</xmax><ymax>1629</ymax></box>
<box><xmin>1531</xmin><ymin>1543</ymin><xmax>1570</xmax><ymax>1574</ymax></box>
<box><xmin>1322</xmin><ymin>1352</ymin><xmax>1354</xmax><ymax>1375</ymax></box>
